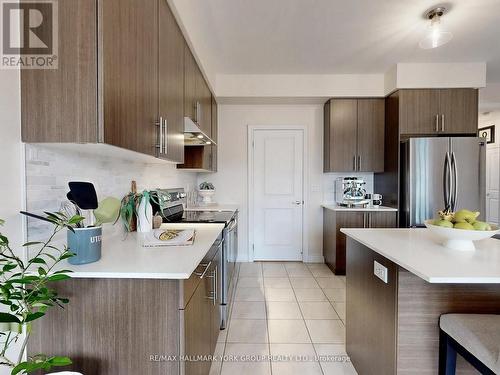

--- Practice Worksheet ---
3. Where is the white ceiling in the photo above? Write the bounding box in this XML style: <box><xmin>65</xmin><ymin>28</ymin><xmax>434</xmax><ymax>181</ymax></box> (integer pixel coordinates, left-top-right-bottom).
<box><xmin>171</xmin><ymin>0</ymin><xmax>500</xmax><ymax>82</ymax></box>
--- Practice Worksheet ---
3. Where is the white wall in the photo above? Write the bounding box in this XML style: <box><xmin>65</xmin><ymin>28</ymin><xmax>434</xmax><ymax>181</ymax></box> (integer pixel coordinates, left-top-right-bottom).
<box><xmin>479</xmin><ymin>111</ymin><xmax>500</xmax><ymax>146</ymax></box>
<box><xmin>0</xmin><ymin>68</ymin><xmax>25</xmax><ymax>374</ymax></box>
<box><xmin>198</xmin><ymin>104</ymin><xmax>324</xmax><ymax>262</ymax></box>
<box><xmin>216</xmin><ymin>74</ymin><xmax>385</xmax><ymax>99</ymax></box>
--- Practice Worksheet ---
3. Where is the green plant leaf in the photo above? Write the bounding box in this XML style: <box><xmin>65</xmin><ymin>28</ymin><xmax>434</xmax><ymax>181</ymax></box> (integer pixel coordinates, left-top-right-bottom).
<box><xmin>68</xmin><ymin>215</ymin><xmax>85</xmax><ymax>225</ymax></box>
<box><xmin>11</xmin><ymin>361</ymin><xmax>29</xmax><ymax>375</ymax></box>
<box><xmin>0</xmin><ymin>312</ymin><xmax>20</xmax><ymax>323</ymax></box>
<box><xmin>2</xmin><ymin>264</ymin><xmax>17</xmax><ymax>272</ymax></box>
<box><xmin>59</xmin><ymin>252</ymin><xmax>75</xmax><ymax>260</ymax></box>
<box><xmin>47</xmin><ymin>274</ymin><xmax>71</xmax><ymax>281</ymax></box>
<box><xmin>47</xmin><ymin>356</ymin><xmax>72</xmax><ymax>366</ymax></box>
<box><xmin>25</xmin><ymin>311</ymin><xmax>45</xmax><ymax>322</ymax></box>
<box><xmin>30</xmin><ymin>257</ymin><xmax>46</xmax><ymax>265</ymax></box>
<box><xmin>22</xmin><ymin>241</ymin><xmax>43</xmax><ymax>247</ymax></box>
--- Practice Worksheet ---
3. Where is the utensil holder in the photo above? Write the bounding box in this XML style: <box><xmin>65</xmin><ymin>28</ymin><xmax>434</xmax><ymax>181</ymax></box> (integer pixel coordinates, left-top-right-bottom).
<box><xmin>67</xmin><ymin>227</ymin><xmax>102</xmax><ymax>265</ymax></box>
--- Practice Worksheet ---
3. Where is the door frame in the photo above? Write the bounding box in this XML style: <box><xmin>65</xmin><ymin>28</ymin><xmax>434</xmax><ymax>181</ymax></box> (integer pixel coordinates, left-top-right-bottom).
<box><xmin>247</xmin><ymin>125</ymin><xmax>309</xmax><ymax>262</ymax></box>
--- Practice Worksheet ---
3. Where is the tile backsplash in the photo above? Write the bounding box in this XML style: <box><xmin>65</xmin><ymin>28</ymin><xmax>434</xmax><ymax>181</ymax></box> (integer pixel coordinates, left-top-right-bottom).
<box><xmin>25</xmin><ymin>144</ymin><xmax>197</xmax><ymax>240</ymax></box>
<box><xmin>323</xmin><ymin>172</ymin><xmax>374</xmax><ymax>203</ymax></box>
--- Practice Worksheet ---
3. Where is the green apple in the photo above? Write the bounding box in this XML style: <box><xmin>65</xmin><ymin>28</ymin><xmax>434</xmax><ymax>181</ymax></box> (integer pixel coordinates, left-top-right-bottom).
<box><xmin>433</xmin><ymin>219</ymin><xmax>454</xmax><ymax>228</ymax></box>
<box><xmin>454</xmin><ymin>222</ymin><xmax>474</xmax><ymax>230</ymax></box>
<box><xmin>473</xmin><ymin>221</ymin><xmax>492</xmax><ymax>231</ymax></box>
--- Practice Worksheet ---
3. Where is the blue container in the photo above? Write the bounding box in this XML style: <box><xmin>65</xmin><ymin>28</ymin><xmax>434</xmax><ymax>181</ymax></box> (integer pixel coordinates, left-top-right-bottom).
<box><xmin>67</xmin><ymin>227</ymin><xmax>102</xmax><ymax>265</ymax></box>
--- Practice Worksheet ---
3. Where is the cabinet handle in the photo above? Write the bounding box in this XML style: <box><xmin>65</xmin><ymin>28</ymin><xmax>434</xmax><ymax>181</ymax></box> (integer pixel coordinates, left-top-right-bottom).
<box><xmin>441</xmin><ymin>114</ymin><xmax>445</xmax><ymax>132</ymax></box>
<box><xmin>194</xmin><ymin>101</ymin><xmax>201</xmax><ymax>124</ymax></box>
<box><xmin>357</xmin><ymin>155</ymin><xmax>361</xmax><ymax>171</ymax></box>
<box><xmin>435</xmin><ymin>114</ymin><xmax>439</xmax><ymax>132</ymax></box>
<box><xmin>163</xmin><ymin>117</ymin><xmax>168</xmax><ymax>154</ymax></box>
<box><xmin>156</xmin><ymin>116</ymin><xmax>163</xmax><ymax>154</ymax></box>
<box><xmin>206</xmin><ymin>268</ymin><xmax>217</xmax><ymax>305</ymax></box>
<box><xmin>353</xmin><ymin>156</ymin><xmax>356</xmax><ymax>171</ymax></box>
<box><xmin>194</xmin><ymin>261</ymin><xmax>212</xmax><ymax>278</ymax></box>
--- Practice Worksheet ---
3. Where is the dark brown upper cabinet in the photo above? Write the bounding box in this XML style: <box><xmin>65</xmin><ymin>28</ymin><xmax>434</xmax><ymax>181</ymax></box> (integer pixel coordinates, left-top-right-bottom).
<box><xmin>158</xmin><ymin>0</ymin><xmax>185</xmax><ymax>163</ymax></box>
<box><xmin>399</xmin><ymin>89</ymin><xmax>478</xmax><ymax>136</ymax></box>
<box><xmin>177</xmin><ymin>94</ymin><xmax>214</xmax><ymax>171</ymax></box>
<box><xmin>21</xmin><ymin>0</ymin><xmax>98</xmax><ymax>143</ymax></box>
<box><xmin>184</xmin><ymin>47</ymin><xmax>212</xmax><ymax>137</ymax></box>
<box><xmin>324</xmin><ymin>98</ymin><xmax>385</xmax><ymax>173</ymax></box>
<box><xmin>210</xmin><ymin>96</ymin><xmax>218</xmax><ymax>172</ymax></box>
<box><xmin>21</xmin><ymin>0</ymin><xmax>187</xmax><ymax>163</ymax></box>
<box><xmin>357</xmin><ymin>99</ymin><xmax>385</xmax><ymax>172</ymax></box>
<box><xmin>101</xmin><ymin>0</ymin><xmax>159</xmax><ymax>157</ymax></box>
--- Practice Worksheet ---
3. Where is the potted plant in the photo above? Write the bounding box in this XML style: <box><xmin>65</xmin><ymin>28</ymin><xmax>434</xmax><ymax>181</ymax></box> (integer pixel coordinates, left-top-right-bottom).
<box><xmin>198</xmin><ymin>182</ymin><xmax>216</xmax><ymax>205</ymax></box>
<box><xmin>0</xmin><ymin>212</ymin><xmax>83</xmax><ymax>374</ymax></box>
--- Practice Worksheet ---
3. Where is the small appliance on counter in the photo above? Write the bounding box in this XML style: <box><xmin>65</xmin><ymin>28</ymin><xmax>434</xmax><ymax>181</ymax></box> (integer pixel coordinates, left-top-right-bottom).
<box><xmin>335</xmin><ymin>177</ymin><xmax>370</xmax><ymax>208</ymax></box>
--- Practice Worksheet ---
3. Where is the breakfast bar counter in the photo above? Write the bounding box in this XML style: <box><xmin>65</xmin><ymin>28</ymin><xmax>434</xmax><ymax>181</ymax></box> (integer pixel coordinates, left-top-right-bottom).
<box><xmin>341</xmin><ymin>228</ymin><xmax>500</xmax><ymax>375</ymax></box>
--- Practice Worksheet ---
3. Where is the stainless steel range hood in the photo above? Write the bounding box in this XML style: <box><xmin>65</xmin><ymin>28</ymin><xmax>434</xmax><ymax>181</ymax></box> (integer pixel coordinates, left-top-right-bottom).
<box><xmin>184</xmin><ymin>117</ymin><xmax>216</xmax><ymax>146</ymax></box>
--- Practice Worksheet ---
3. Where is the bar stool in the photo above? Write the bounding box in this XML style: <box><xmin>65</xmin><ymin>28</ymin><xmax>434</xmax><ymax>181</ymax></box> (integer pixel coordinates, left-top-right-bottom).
<box><xmin>439</xmin><ymin>314</ymin><xmax>500</xmax><ymax>375</ymax></box>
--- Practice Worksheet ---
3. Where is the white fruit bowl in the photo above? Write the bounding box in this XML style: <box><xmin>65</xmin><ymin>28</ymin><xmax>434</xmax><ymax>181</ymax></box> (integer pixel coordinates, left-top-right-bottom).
<box><xmin>424</xmin><ymin>220</ymin><xmax>500</xmax><ymax>251</ymax></box>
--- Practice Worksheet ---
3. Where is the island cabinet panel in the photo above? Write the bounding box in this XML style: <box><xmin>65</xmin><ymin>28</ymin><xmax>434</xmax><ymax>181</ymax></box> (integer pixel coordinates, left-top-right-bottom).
<box><xmin>346</xmin><ymin>238</ymin><xmax>398</xmax><ymax>375</ymax></box>
<box><xmin>29</xmin><ymin>278</ymin><xmax>181</xmax><ymax>375</ymax></box>
<box><xmin>396</xmin><ymin>271</ymin><xmax>500</xmax><ymax>375</ymax></box>
<box><xmin>345</xmin><ymin>238</ymin><xmax>500</xmax><ymax>375</ymax></box>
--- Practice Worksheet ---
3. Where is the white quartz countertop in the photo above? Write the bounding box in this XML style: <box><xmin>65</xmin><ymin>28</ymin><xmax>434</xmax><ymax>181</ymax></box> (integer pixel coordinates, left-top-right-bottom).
<box><xmin>341</xmin><ymin>228</ymin><xmax>500</xmax><ymax>283</ymax></box>
<box><xmin>185</xmin><ymin>204</ymin><xmax>239</xmax><ymax>212</ymax></box>
<box><xmin>322</xmin><ymin>203</ymin><xmax>398</xmax><ymax>212</ymax></box>
<box><xmin>61</xmin><ymin>223</ymin><xmax>225</xmax><ymax>279</ymax></box>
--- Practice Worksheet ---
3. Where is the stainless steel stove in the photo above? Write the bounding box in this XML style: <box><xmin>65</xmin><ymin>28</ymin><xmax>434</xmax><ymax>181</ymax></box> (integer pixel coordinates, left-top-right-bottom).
<box><xmin>150</xmin><ymin>188</ymin><xmax>238</xmax><ymax>330</ymax></box>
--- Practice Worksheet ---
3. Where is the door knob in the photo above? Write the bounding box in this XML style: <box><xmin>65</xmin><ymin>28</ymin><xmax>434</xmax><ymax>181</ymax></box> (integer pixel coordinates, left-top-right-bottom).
<box><xmin>293</xmin><ymin>201</ymin><xmax>302</xmax><ymax>205</ymax></box>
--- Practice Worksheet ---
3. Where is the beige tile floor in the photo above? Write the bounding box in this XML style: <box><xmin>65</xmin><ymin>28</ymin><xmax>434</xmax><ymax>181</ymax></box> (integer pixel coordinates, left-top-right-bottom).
<box><xmin>210</xmin><ymin>262</ymin><xmax>358</xmax><ymax>375</ymax></box>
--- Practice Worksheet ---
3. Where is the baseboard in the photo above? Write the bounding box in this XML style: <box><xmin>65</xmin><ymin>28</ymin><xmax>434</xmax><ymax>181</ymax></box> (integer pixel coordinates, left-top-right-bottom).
<box><xmin>304</xmin><ymin>254</ymin><xmax>325</xmax><ymax>263</ymax></box>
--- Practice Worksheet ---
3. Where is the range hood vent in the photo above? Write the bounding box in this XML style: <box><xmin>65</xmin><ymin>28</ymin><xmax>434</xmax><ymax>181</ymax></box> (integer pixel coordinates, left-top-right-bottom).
<box><xmin>184</xmin><ymin>117</ymin><xmax>216</xmax><ymax>146</ymax></box>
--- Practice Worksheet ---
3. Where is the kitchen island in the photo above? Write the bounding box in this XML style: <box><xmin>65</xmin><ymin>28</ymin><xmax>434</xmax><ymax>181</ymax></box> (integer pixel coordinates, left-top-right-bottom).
<box><xmin>28</xmin><ymin>223</ymin><xmax>228</xmax><ymax>375</ymax></box>
<box><xmin>342</xmin><ymin>228</ymin><xmax>500</xmax><ymax>375</ymax></box>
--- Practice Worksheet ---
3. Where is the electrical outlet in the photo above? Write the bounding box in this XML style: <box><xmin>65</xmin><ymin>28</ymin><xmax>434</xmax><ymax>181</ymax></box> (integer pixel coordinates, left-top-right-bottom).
<box><xmin>374</xmin><ymin>261</ymin><xmax>388</xmax><ymax>283</ymax></box>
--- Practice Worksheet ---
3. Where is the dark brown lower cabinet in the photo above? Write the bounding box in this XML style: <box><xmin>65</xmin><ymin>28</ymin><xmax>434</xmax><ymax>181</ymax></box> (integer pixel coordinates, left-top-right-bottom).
<box><xmin>323</xmin><ymin>209</ymin><xmax>397</xmax><ymax>275</ymax></box>
<box><xmin>29</xmin><ymin>237</ymin><xmax>223</xmax><ymax>375</ymax></box>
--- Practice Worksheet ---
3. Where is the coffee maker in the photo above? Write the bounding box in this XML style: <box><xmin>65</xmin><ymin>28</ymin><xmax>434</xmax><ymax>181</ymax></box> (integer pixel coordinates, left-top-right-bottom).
<box><xmin>335</xmin><ymin>177</ymin><xmax>370</xmax><ymax>207</ymax></box>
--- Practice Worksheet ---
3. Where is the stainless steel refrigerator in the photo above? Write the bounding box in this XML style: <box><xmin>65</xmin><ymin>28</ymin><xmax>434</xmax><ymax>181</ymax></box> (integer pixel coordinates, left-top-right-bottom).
<box><xmin>400</xmin><ymin>137</ymin><xmax>486</xmax><ymax>227</ymax></box>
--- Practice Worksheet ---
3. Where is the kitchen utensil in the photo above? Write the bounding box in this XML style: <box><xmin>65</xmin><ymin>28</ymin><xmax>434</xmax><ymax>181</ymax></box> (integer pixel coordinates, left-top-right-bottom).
<box><xmin>68</xmin><ymin>182</ymin><xmax>98</xmax><ymax>209</ymax></box>
<box><xmin>68</xmin><ymin>182</ymin><xmax>98</xmax><ymax>226</ymax></box>
<box><xmin>20</xmin><ymin>211</ymin><xmax>54</xmax><ymax>224</ymax></box>
<box><xmin>60</xmin><ymin>200</ymin><xmax>82</xmax><ymax>228</ymax></box>
<box><xmin>93</xmin><ymin>197</ymin><xmax>121</xmax><ymax>226</ymax></box>
<box><xmin>424</xmin><ymin>219</ymin><xmax>500</xmax><ymax>251</ymax></box>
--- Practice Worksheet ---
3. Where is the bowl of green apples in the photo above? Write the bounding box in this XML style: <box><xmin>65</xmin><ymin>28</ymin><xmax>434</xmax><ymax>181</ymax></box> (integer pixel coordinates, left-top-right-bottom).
<box><xmin>424</xmin><ymin>209</ymin><xmax>499</xmax><ymax>251</ymax></box>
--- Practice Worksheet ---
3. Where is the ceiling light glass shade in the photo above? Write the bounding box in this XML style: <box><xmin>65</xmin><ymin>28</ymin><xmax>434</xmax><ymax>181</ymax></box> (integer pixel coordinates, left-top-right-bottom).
<box><xmin>419</xmin><ymin>16</ymin><xmax>453</xmax><ymax>49</ymax></box>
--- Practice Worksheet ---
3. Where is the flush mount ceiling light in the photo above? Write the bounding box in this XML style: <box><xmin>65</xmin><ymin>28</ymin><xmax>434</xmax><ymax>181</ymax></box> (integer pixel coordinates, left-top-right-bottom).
<box><xmin>419</xmin><ymin>7</ymin><xmax>453</xmax><ymax>49</ymax></box>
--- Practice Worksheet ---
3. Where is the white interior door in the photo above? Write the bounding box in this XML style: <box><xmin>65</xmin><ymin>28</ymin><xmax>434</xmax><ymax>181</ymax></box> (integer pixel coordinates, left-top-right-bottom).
<box><xmin>252</xmin><ymin>129</ymin><xmax>304</xmax><ymax>261</ymax></box>
<box><xmin>486</xmin><ymin>145</ymin><xmax>499</xmax><ymax>225</ymax></box>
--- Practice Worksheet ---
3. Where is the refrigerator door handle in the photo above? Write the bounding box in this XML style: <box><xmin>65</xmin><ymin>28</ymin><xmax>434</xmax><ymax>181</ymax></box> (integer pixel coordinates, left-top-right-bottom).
<box><xmin>443</xmin><ymin>152</ymin><xmax>452</xmax><ymax>211</ymax></box>
<box><xmin>450</xmin><ymin>152</ymin><xmax>458</xmax><ymax>212</ymax></box>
